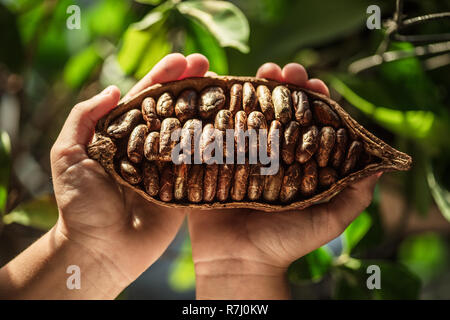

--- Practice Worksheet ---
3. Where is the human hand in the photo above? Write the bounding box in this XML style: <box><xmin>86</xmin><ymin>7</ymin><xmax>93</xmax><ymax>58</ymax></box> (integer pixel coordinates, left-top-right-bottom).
<box><xmin>188</xmin><ymin>63</ymin><xmax>382</xmax><ymax>299</ymax></box>
<box><xmin>51</xmin><ymin>53</ymin><xmax>210</xmax><ymax>293</ymax></box>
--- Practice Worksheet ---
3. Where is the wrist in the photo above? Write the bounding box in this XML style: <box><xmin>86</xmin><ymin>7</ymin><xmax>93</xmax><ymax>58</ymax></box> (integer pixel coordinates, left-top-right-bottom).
<box><xmin>194</xmin><ymin>258</ymin><xmax>290</xmax><ymax>300</ymax></box>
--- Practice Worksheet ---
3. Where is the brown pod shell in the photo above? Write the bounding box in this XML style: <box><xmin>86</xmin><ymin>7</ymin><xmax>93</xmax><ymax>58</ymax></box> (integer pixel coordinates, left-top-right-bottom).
<box><xmin>144</xmin><ymin>131</ymin><xmax>160</xmax><ymax>161</ymax></box>
<box><xmin>159</xmin><ymin>118</ymin><xmax>181</xmax><ymax>161</ymax></box>
<box><xmin>281</xmin><ymin>121</ymin><xmax>301</xmax><ymax>164</ymax></box>
<box><xmin>256</xmin><ymin>85</ymin><xmax>275</xmax><ymax>122</ymax></box>
<box><xmin>292</xmin><ymin>90</ymin><xmax>312</xmax><ymax>126</ymax></box>
<box><xmin>143</xmin><ymin>161</ymin><xmax>159</xmax><ymax>196</ymax></box>
<box><xmin>203</xmin><ymin>163</ymin><xmax>218</xmax><ymax>202</ymax></box>
<box><xmin>263</xmin><ymin>166</ymin><xmax>285</xmax><ymax>202</ymax></box>
<box><xmin>312</xmin><ymin>101</ymin><xmax>341</xmax><ymax>129</ymax></box>
<box><xmin>229</xmin><ymin>83</ymin><xmax>243</xmax><ymax>115</ymax></box>
<box><xmin>159</xmin><ymin>163</ymin><xmax>174</xmax><ymax>202</ymax></box>
<box><xmin>280</xmin><ymin>162</ymin><xmax>302</xmax><ymax>202</ymax></box>
<box><xmin>107</xmin><ymin>109</ymin><xmax>142</xmax><ymax>139</ymax></box>
<box><xmin>157</xmin><ymin>92</ymin><xmax>174</xmax><ymax>117</ymax></box>
<box><xmin>216</xmin><ymin>164</ymin><xmax>234</xmax><ymax>201</ymax></box>
<box><xmin>341</xmin><ymin>141</ymin><xmax>363</xmax><ymax>176</ymax></box>
<box><xmin>316</xmin><ymin>126</ymin><xmax>336</xmax><ymax>167</ymax></box>
<box><xmin>318</xmin><ymin>167</ymin><xmax>338</xmax><ymax>188</ymax></box>
<box><xmin>88</xmin><ymin>76</ymin><xmax>412</xmax><ymax>212</ymax></box>
<box><xmin>243</xmin><ymin>82</ymin><xmax>258</xmax><ymax>114</ymax></box>
<box><xmin>272</xmin><ymin>86</ymin><xmax>292</xmax><ymax>124</ymax></box>
<box><xmin>174</xmin><ymin>163</ymin><xmax>189</xmax><ymax>200</ymax></box>
<box><xmin>231</xmin><ymin>161</ymin><xmax>250</xmax><ymax>201</ymax></box>
<box><xmin>142</xmin><ymin>97</ymin><xmax>161</xmax><ymax>131</ymax></box>
<box><xmin>247</xmin><ymin>164</ymin><xmax>265</xmax><ymax>201</ymax></box>
<box><xmin>120</xmin><ymin>159</ymin><xmax>142</xmax><ymax>185</ymax></box>
<box><xmin>295</xmin><ymin>125</ymin><xmax>319</xmax><ymax>163</ymax></box>
<box><xmin>301</xmin><ymin>159</ymin><xmax>318</xmax><ymax>196</ymax></box>
<box><xmin>175</xmin><ymin>89</ymin><xmax>197</xmax><ymax>123</ymax></box>
<box><xmin>127</xmin><ymin>124</ymin><xmax>148</xmax><ymax>164</ymax></box>
<box><xmin>188</xmin><ymin>165</ymin><xmax>204</xmax><ymax>203</ymax></box>
<box><xmin>199</xmin><ymin>86</ymin><xmax>225</xmax><ymax>119</ymax></box>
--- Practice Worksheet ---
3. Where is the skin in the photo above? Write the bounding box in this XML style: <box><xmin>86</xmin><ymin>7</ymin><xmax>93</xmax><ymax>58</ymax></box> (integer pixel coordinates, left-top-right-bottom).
<box><xmin>0</xmin><ymin>54</ymin><xmax>381</xmax><ymax>300</ymax></box>
<box><xmin>189</xmin><ymin>62</ymin><xmax>381</xmax><ymax>299</ymax></box>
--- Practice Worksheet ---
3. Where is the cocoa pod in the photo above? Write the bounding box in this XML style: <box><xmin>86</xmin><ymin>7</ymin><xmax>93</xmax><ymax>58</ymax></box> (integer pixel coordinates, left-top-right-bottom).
<box><xmin>127</xmin><ymin>124</ymin><xmax>147</xmax><ymax>163</ymax></box>
<box><xmin>107</xmin><ymin>109</ymin><xmax>142</xmax><ymax>139</ymax></box>
<box><xmin>272</xmin><ymin>85</ymin><xmax>292</xmax><ymax>124</ymax></box>
<box><xmin>243</xmin><ymin>82</ymin><xmax>258</xmax><ymax>114</ymax></box>
<box><xmin>175</xmin><ymin>89</ymin><xmax>197</xmax><ymax>123</ymax></box>
<box><xmin>143</xmin><ymin>161</ymin><xmax>159</xmax><ymax>196</ymax></box>
<box><xmin>316</xmin><ymin>126</ymin><xmax>336</xmax><ymax>167</ymax></box>
<box><xmin>157</xmin><ymin>92</ymin><xmax>174</xmax><ymax>117</ymax></box>
<box><xmin>256</xmin><ymin>85</ymin><xmax>275</xmax><ymax>122</ymax></box>
<box><xmin>142</xmin><ymin>97</ymin><xmax>161</xmax><ymax>131</ymax></box>
<box><xmin>292</xmin><ymin>90</ymin><xmax>312</xmax><ymax>126</ymax></box>
<box><xmin>199</xmin><ymin>86</ymin><xmax>225</xmax><ymax>119</ymax></box>
<box><xmin>295</xmin><ymin>125</ymin><xmax>319</xmax><ymax>163</ymax></box>
<box><xmin>88</xmin><ymin>76</ymin><xmax>412</xmax><ymax>212</ymax></box>
<box><xmin>281</xmin><ymin>121</ymin><xmax>301</xmax><ymax>164</ymax></box>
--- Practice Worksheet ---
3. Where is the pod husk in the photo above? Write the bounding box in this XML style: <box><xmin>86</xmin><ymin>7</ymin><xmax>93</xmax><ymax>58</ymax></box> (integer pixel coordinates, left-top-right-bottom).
<box><xmin>87</xmin><ymin>76</ymin><xmax>412</xmax><ymax>212</ymax></box>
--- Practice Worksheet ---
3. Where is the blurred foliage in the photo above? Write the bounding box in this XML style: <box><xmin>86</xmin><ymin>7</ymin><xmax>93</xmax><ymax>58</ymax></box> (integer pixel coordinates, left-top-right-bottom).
<box><xmin>0</xmin><ymin>0</ymin><xmax>449</xmax><ymax>299</ymax></box>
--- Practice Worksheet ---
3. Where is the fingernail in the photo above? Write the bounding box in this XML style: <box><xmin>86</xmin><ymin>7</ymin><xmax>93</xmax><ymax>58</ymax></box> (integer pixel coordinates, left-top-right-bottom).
<box><xmin>101</xmin><ymin>86</ymin><xmax>113</xmax><ymax>96</ymax></box>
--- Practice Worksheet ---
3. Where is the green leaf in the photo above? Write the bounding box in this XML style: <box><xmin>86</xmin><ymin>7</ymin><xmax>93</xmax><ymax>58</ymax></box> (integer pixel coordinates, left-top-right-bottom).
<box><xmin>130</xmin><ymin>1</ymin><xmax>173</xmax><ymax>31</ymax></box>
<box><xmin>288</xmin><ymin>246</ymin><xmax>333</xmax><ymax>283</ymax></box>
<box><xmin>329</xmin><ymin>75</ymin><xmax>436</xmax><ymax>140</ymax></box>
<box><xmin>86</xmin><ymin>0</ymin><xmax>130</xmax><ymax>37</ymax></box>
<box><xmin>184</xmin><ymin>17</ymin><xmax>228</xmax><ymax>75</ymax></box>
<box><xmin>135</xmin><ymin>0</ymin><xmax>163</xmax><ymax>5</ymax></box>
<box><xmin>342</xmin><ymin>211</ymin><xmax>372</xmax><ymax>254</ymax></box>
<box><xmin>63</xmin><ymin>44</ymin><xmax>101</xmax><ymax>88</ymax></box>
<box><xmin>134</xmin><ymin>28</ymin><xmax>171</xmax><ymax>79</ymax></box>
<box><xmin>334</xmin><ymin>260</ymin><xmax>421</xmax><ymax>300</ymax></box>
<box><xmin>0</xmin><ymin>131</ymin><xmax>11</xmax><ymax>215</ymax></box>
<box><xmin>117</xmin><ymin>28</ymin><xmax>153</xmax><ymax>75</ymax></box>
<box><xmin>3</xmin><ymin>194</ymin><xmax>58</xmax><ymax>230</ymax></box>
<box><xmin>398</xmin><ymin>232</ymin><xmax>449</xmax><ymax>283</ymax></box>
<box><xmin>168</xmin><ymin>237</ymin><xmax>195</xmax><ymax>292</ymax></box>
<box><xmin>177</xmin><ymin>0</ymin><xmax>250</xmax><ymax>53</ymax></box>
<box><xmin>427</xmin><ymin>163</ymin><xmax>450</xmax><ymax>222</ymax></box>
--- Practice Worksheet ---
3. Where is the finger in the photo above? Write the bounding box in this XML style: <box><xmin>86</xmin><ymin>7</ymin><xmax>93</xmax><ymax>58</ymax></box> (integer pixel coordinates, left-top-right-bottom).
<box><xmin>281</xmin><ymin>63</ymin><xmax>308</xmax><ymax>87</ymax></box>
<box><xmin>304</xmin><ymin>78</ymin><xmax>330</xmax><ymax>97</ymax></box>
<box><xmin>179</xmin><ymin>53</ymin><xmax>209</xmax><ymax>79</ymax></box>
<box><xmin>205</xmin><ymin>71</ymin><xmax>218</xmax><ymax>77</ymax></box>
<box><xmin>56</xmin><ymin>86</ymin><xmax>121</xmax><ymax>150</ymax></box>
<box><xmin>324</xmin><ymin>173</ymin><xmax>381</xmax><ymax>235</ymax></box>
<box><xmin>125</xmin><ymin>53</ymin><xmax>188</xmax><ymax>99</ymax></box>
<box><xmin>256</xmin><ymin>63</ymin><xmax>283</xmax><ymax>82</ymax></box>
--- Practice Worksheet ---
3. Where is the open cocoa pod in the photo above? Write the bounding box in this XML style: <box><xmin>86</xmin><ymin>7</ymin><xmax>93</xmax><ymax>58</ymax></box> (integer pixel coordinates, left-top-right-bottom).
<box><xmin>87</xmin><ymin>76</ymin><xmax>412</xmax><ymax>212</ymax></box>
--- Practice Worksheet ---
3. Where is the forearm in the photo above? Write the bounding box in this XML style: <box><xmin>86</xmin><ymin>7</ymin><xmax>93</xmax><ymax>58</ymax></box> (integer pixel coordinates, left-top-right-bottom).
<box><xmin>194</xmin><ymin>259</ymin><xmax>290</xmax><ymax>300</ymax></box>
<box><xmin>0</xmin><ymin>224</ymin><xmax>128</xmax><ymax>299</ymax></box>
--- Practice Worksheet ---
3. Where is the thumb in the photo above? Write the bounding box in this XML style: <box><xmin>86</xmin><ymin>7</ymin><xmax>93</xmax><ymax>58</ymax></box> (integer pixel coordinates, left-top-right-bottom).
<box><xmin>56</xmin><ymin>86</ymin><xmax>121</xmax><ymax>149</ymax></box>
